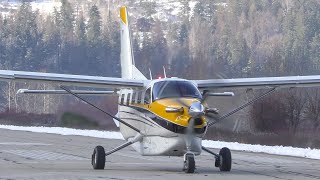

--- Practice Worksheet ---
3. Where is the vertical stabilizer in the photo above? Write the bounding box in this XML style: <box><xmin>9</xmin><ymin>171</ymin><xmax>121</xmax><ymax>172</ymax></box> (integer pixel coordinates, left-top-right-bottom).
<box><xmin>120</xmin><ymin>6</ymin><xmax>147</xmax><ymax>80</ymax></box>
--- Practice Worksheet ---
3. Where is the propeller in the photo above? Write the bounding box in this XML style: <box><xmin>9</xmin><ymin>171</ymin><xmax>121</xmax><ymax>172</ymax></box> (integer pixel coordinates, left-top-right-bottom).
<box><xmin>175</xmin><ymin>92</ymin><xmax>220</xmax><ymax>129</ymax></box>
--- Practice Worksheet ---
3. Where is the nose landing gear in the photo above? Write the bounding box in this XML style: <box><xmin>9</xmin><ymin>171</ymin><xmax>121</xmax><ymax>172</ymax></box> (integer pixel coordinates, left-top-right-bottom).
<box><xmin>183</xmin><ymin>153</ymin><xmax>196</xmax><ymax>173</ymax></box>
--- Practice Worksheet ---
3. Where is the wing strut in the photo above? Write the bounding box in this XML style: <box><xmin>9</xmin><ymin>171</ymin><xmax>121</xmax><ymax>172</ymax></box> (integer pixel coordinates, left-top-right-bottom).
<box><xmin>208</xmin><ymin>88</ymin><xmax>277</xmax><ymax>128</ymax></box>
<box><xmin>60</xmin><ymin>86</ymin><xmax>141</xmax><ymax>133</ymax></box>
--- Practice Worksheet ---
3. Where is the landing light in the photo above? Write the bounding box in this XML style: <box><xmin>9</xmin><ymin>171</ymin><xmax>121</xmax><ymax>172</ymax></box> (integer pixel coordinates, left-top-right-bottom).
<box><xmin>158</xmin><ymin>76</ymin><xmax>162</xmax><ymax>79</ymax></box>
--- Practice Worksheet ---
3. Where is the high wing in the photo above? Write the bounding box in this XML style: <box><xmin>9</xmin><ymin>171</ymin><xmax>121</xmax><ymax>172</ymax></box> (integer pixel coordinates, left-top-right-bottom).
<box><xmin>0</xmin><ymin>70</ymin><xmax>146</xmax><ymax>89</ymax></box>
<box><xmin>194</xmin><ymin>75</ymin><xmax>320</xmax><ymax>90</ymax></box>
<box><xmin>16</xmin><ymin>89</ymin><xmax>115</xmax><ymax>95</ymax></box>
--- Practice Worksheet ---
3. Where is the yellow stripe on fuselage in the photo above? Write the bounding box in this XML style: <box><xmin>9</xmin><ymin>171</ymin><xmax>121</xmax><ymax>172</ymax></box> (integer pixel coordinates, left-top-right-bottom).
<box><xmin>133</xmin><ymin>98</ymin><xmax>207</xmax><ymax>128</ymax></box>
<box><xmin>120</xmin><ymin>6</ymin><xmax>127</xmax><ymax>25</ymax></box>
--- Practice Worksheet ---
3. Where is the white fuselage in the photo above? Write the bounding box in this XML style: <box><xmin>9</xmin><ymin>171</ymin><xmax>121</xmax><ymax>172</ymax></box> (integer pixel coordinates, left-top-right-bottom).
<box><xmin>116</xmin><ymin>79</ymin><xmax>206</xmax><ymax>156</ymax></box>
<box><xmin>118</xmin><ymin>105</ymin><xmax>203</xmax><ymax>156</ymax></box>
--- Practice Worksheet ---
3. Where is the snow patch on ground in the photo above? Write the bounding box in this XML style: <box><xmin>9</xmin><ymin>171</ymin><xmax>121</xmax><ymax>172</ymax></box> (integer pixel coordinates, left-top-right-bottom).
<box><xmin>0</xmin><ymin>125</ymin><xmax>124</xmax><ymax>140</ymax></box>
<box><xmin>0</xmin><ymin>125</ymin><xmax>319</xmax><ymax>160</ymax></box>
<box><xmin>202</xmin><ymin>140</ymin><xmax>320</xmax><ymax>160</ymax></box>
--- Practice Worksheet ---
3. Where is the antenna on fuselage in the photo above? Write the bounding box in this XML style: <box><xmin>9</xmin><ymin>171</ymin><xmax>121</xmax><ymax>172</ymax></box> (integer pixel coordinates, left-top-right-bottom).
<box><xmin>163</xmin><ymin>66</ymin><xmax>167</xmax><ymax>78</ymax></box>
<box><xmin>149</xmin><ymin>68</ymin><xmax>153</xmax><ymax>80</ymax></box>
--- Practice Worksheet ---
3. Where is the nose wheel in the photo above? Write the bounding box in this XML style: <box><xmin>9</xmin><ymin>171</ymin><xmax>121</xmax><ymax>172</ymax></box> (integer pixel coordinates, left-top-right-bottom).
<box><xmin>183</xmin><ymin>153</ymin><xmax>196</xmax><ymax>173</ymax></box>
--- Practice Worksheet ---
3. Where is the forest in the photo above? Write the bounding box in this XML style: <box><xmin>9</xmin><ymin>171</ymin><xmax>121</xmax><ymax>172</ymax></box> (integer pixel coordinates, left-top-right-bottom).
<box><xmin>0</xmin><ymin>0</ymin><xmax>320</xmax><ymax>146</ymax></box>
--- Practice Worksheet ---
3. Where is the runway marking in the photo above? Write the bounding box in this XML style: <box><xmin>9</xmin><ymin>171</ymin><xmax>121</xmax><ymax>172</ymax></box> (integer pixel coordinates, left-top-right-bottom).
<box><xmin>4</xmin><ymin>150</ymin><xmax>86</xmax><ymax>161</ymax></box>
<box><xmin>0</xmin><ymin>142</ymin><xmax>52</xmax><ymax>146</ymax></box>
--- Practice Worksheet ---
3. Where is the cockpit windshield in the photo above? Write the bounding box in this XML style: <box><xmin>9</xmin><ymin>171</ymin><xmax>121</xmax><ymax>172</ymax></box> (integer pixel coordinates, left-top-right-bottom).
<box><xmin>152</xmin><ymin>81</ymin><xmax>202</xmax><ymax>101</ymax></box>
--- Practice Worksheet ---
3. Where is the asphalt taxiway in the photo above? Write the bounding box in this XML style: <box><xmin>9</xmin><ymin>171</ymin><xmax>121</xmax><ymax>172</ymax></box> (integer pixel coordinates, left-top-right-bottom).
<box><xmin>0</xmin><ymin>128</ymin><xmax>319</xmax><ymax>180</ymax></box>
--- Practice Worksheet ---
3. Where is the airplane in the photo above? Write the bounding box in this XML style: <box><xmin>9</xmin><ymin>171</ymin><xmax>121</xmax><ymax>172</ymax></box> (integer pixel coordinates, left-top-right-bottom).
<box><xmin>0</xmin><ymin>6</ymin><xmax>320</xmax><ymax>174</ymax></box>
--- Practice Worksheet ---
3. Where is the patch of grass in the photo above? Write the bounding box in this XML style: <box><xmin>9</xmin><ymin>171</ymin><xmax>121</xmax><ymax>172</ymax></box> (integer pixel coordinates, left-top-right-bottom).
<box><xmin>60</xmin><ymin>112</ymin><xmax>99</xmax><ymax>129</ymax></box>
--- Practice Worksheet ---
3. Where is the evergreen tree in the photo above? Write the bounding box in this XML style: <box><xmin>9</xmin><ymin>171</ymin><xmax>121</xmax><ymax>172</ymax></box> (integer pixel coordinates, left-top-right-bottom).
<box><xmin>71</xmin><ymin>11</ymin><xmax>87</xmax><ymax>74</ymax></box>
<box><xmin>150</xmin><ymin>20</ymin><xmax>168</xmax><ymax>76</ymax></box>
<box><xmin>87</xmin><ymin>4</ymin><xmax>102</xmax><ymax>75</ymax></box>
<box><xmin>10</xmin><ymin>2</ymin><xmax>42</xmax><ymax>71</ymax></box>
<box><xmin>58</xmin><ymin>0</ymin><xmax>75</xmax><ymax>73</ymax></box>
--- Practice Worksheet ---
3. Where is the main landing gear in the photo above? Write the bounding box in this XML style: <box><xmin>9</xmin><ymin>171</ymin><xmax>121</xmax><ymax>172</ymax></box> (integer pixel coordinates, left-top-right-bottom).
<box><xmin>202</xmin><ymin>146</ymin><xmax>232</xmax><ymax>172</ymax></box>
<box><xmin>91</xmin><ymin>134</ymin><xmax>143</xmax><ymax>170</ymax></box>
<box><xmin>92</xmin><ymin>146</ymin><xmax>105</xmax><ymax>169</ymax></box>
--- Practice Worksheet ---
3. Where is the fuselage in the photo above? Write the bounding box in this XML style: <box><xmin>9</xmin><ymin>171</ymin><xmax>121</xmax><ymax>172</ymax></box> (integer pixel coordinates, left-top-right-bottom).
<box><xmin>116</xmin><ymin>78</ymin><xmax>208</xmax><ymax>156</ymax></box>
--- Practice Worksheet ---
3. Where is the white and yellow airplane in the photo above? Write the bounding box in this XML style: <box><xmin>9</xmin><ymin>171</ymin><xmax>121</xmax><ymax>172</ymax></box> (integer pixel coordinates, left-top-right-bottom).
<box><xmin>1</xmin><ymin>6</ymin><xmax>320</xmax><ymax>173</ymax></box>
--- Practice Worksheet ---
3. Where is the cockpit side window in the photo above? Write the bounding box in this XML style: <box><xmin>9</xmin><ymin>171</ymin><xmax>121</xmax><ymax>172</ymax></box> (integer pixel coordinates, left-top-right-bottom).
<box><xmin>144</xmin><ymin>88</ymin><xmax>151</xmax><ymax>104</ymax></box>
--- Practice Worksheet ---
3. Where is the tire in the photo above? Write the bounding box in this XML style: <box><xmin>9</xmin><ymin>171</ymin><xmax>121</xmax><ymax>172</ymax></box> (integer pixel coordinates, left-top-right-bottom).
<box><xmin>92</xmin><ymin>146</ymin><xmax>105</xmax><ymax>170</ymax></box>
<box><xmin>183</xmin><ymin>155</ymin><xmax>195</xmax><ymax>173</ymax></box>
<box><xmin>219</xmin><ymin>147</ymin><xmax>232</xmax><ymax>171</ymax></box>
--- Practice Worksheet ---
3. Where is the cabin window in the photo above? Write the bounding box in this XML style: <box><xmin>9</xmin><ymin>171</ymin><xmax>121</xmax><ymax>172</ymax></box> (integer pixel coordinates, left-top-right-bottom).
<box><xmin>137</xmin><ymin>91</ymin><xmax>142</xmax><ymax>104</ymax></box>
<box><xmin>120</xmin><ymin>94</ymin><xmax>125</xmax><ymax>104</ymax></box>
<box><xmin>144</xmin><ymin>88</ymin><xmax>151</xmax><ymax>104</ymax></box>
<box><xmin>127</xmin><ymin>93</ymin><xmax>131</xmax><ymax>105</ymax></box>
<box><xmin>132</xmin><ymin>92</ymin><xmax>136</xmax><ymax>104</ymax></box>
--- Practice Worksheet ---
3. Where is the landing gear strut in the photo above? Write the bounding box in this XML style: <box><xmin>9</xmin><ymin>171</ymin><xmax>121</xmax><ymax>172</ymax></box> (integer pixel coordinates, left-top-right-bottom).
<box><xmin>60</xmin><ymin>86</ymin><xmax>144</xmax><ymax>171</ymax></box>
<box><xmin>90</xmin><ymin>134</ymin><xmax>143</xmax><ymax>170</ymax></box>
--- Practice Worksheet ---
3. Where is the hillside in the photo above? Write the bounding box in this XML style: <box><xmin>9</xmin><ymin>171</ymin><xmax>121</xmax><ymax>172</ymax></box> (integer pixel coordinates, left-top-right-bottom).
<box><xmin>0</xmin><ymin>0</ymin><xmax>320</xmax><ymax>140</ymax></box>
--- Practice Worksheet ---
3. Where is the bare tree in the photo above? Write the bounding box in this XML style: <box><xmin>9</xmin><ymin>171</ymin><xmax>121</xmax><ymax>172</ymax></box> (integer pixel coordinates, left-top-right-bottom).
<box><xmin>306</xmin><ymin>88</ymin><xmax>320</xmax><ymax>133</ymax></box>
<box><xmin>188</xmin><ymin>15</ymin><xmax>214</xmax><ymax>79</ymax></box>
<box><xmin>284</xmin><ymin>88</ymin><xmax>307</xmax><ymax>133</ymax></box>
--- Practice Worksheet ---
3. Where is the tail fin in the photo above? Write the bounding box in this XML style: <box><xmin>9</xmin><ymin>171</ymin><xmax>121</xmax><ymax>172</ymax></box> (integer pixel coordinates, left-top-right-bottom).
<box><xmin>120</xmin><ymin>6</ymin><xmax>147</xmax><ymax>80</ymax></box>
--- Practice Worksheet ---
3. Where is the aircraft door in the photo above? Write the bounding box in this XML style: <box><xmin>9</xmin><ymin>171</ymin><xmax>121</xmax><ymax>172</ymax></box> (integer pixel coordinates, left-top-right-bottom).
<box><xmin>144</xmin><ymin>88</ymin><xmax>151</xmax><ymax>105</ymax></box>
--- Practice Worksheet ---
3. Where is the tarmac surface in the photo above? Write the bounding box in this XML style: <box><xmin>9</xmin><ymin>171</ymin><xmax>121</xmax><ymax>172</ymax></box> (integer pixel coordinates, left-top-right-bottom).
<box><xmin>0</xmin><ymin>128</ymin><xmax>319</xmax><ymax>180</ymax></box>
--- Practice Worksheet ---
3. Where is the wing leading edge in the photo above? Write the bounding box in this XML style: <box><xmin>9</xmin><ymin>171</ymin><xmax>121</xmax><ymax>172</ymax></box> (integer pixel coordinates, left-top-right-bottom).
<box><xmin>194</xmin><ymin>75</ymin><xmax>320</xmax><ymax>90</ymax></box>
<box><xmin>0</xmin><ymin>70</ymin><xmax>146</xmax><ymax>89</ymax></box>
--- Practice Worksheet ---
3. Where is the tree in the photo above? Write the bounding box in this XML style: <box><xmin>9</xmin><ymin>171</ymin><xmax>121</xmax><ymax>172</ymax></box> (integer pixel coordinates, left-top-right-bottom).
<box><xmin>306</xmin><ymin>88</ymin><xmax>320</xmax><ymax>132</ymax></box>
<box><xmin>251</xmin><ymin>91</ymin><xmax>288</xmax><ymax>133</ymax></box>
<box><xmin>87</xmin><ymin>4</ymin><xmax>103</xmax><ymax>75</ymax></box>
<box><xmin>188</xmin><ymin>15</ymin><xmax>214</xmax><ymax>79</ymax></box>
<box><xmin>58</xmin><ymin>0</ymin><xmax>75</xmax><ymax>73</ymax></box>
<box><xmin>310</xmin><ymin>34</ymin><xmax>320</xmax><ymax>72</ymax></box>
<box><xmin>284</xmin><ymin>88</ymin><xmax>307</xmax><ymax>134</ymax></box>
<box><xmin>60</xmin><ymin>0</ymin><xmax>74</xmax><ymax>42</ymax></box>
<box><xmin>150</xmin><ymin>20</ymin><xmax>168</xmax><ymax>77</ymax></box>
<box><xmin>10</xmin><ymin>2</ymin><xmax>42</xmax><ymax>71</ymax></box>
<box><xmin>71</xmin><ymin>11</ymin><xmax>87</xmax><ymax>74</ymax></box>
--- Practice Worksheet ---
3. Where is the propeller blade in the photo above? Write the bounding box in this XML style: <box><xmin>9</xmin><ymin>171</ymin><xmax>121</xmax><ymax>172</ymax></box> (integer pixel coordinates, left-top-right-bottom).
<box><xmin>175</xmin><ymin>98</ymin><xmax>191</xmax><ymax>109</ymax></box>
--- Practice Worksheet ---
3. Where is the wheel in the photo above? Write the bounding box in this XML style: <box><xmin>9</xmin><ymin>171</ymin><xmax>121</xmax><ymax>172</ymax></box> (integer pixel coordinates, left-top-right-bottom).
<box><xmin>183</xmin><ymin>154</ymin><xmax>195</xmax><ymax>173</ymax></box>
<box><xmin>92</xmin><ymin>146</ymin><xmax>105</xmax><ymax>170</ymax></box>
<box><xmin>219</xmin><ymin>147</ymin><xmax>232</xmax><ymax>171</ymax></box>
